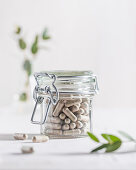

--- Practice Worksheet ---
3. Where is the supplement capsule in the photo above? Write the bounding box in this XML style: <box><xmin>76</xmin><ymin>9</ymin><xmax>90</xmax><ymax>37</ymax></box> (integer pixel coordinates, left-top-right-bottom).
<box><xmin>77</xmin><ymin>115</ymin><xmax>89</xmax><ymax>122</ymax></box>
<box><xmin>81</xmin><ymin>102</ymin><xmax>89</xmax><ymax>109</ymax></box>
<box><xmin>81</xmin><ymin>128</ymin><xmax>89</xmax><ymax>135</ymax></box>
<box><xmin>70</xmin><ymin>105</ymin><xmax>79</xmax><ymax>112</ymax></box>
<box><xmin>83</xmin><ymin>108</ymin><xmax>89</xmax><ymax>116</ymax></box>
<box><xmin>32</xmin><ymin>135</ymin><xmax>49</xmax><ymax>143</ymax></box>
<box><xmin>69</xmin><ymin>122</ymin><xmax>76</xmax><ymax>129</ymax></box>
<box><xmin>63</xmin><ymin>107</ymin><xmax>77</xmax><ymax>122</ymax></box>
<box><xmin>45</xmin><ymin>129</ymin><xmax>62</xmax><ymax>135</ymax></box>
<box><xmin>62</xmin><ymin>124</ymin><xmax>70</xmax><ymax>130</ymax></box>
<box><xmin>65</xmin><ymin>98</ymin><xmax>82</xmax><ymax>107</ymax></box>
<box><xmin>76</xmin><ymin>121</ymin><xmax>83</xmax><ymax>129</ymax></box>
<box><xmin>47</xmin><ymin>117</ymin><xmax>61</xmax><ymax>124</ymax></box>
<box><xmin>64</xmin><ymin>118</ymin><xmax>71</xmax><ymax>124</ymax></box>
<box><xmin>21</xmin><ymin>146</ymin><xmax>34</xmax><ymax>154</ymax></box>
<box><xmin>53</xmin><ymin>100</ymin><xmax>65</xmax><ymax>117</ymax></box>
<box><xmin>14</xmin><ymin>133</ymin><xmax>28</xmax><ymax>140</ymax></box>
<box><xmin>59</xmin><ymin>113</ymin><xmax>66</xmax><ymax>120</ymax></box>
<box><xmin>76</xmin><ymin>108</ymin><xmax>84</xmax><ymax>115</ymax></box>
<box><xmin>45</xmin><ymin>123</ymin><xmax>61</xmax><ymax>130</ymax></box>
<box><xmin>82</xmin><ymin>98</ymin><xmax>89</xmax><ymax>103</ymax></box>
<box><xmin>63</xmin><ymin>129</ymin><xmax>81</xmax><ymax>136</ymax></box>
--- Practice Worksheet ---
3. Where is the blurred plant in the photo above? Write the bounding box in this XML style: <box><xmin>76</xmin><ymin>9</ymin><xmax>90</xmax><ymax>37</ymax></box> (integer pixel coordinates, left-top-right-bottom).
<box><xmin>14</xmin><ymin>26</ymin><xmax>51</xmax><ymax>101</ymax></box>
<box><xmin>87</xmin><ymin>130</ymin><xmax>136</xmax><ymax>153</ymax></box>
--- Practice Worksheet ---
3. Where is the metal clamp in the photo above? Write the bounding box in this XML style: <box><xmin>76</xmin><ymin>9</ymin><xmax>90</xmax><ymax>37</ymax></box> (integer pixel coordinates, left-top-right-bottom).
<box><xmin>31</xmin><ymin>73</ymin><xmax>59</xmax><ymax>125</ymax></box>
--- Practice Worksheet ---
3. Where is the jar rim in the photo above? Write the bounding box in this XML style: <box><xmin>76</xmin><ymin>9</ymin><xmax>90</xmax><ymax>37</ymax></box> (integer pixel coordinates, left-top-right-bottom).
<box><xmin>36</xmin><ymin>70</ymin><xmax>93</xmax><ymax>79</ymax></box>
<box><xmin>34</xmin><ymin>70</ymin><xmax>98</xmax><ymax>95</ymax></box>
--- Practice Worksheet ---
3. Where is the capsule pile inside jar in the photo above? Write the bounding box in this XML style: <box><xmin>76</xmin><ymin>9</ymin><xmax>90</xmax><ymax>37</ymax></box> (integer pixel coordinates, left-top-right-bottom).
<box><xmin>44</xmin><ymin>94</ymin><xmax>91</xmax><ymax>137</ymax></box>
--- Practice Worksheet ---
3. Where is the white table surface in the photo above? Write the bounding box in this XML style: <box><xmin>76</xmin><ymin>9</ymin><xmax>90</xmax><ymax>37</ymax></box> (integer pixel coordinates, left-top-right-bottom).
<box><xmin>0</xmin><ymin>105</ymin><xmax>136</xmax><ymax>170</ymax></box>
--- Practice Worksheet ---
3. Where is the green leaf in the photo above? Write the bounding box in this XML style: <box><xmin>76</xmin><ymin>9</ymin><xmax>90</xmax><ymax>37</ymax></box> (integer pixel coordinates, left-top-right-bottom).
<box><xmin>42</xmin><ymin>28</ymin><xmax>51</xmax><ymax>40</ymax></box>
<box><xmin>106</xmin><ymin>141</ymin><xmax>122</xmax><ymax>152</ymax></box>
<box><xmin>23</xmin><ymin>59</ymin><xmax>31</xmax><ymax>76</ymax></box>
<box><xmin>87</xmin><ymin>132</ymin><xmax>100</xmax><ymax>143</ymax></box>
<box><xmin>118</xmin><ymin>130</ymin><xmax>135</xmax><ymax>142</ymax></box>
<box><xmin>15</xmin><ymin>26</ymin><xmax>21</xmax><ymax>34</ymax></box>
<box><xmin>91</xmin><ymin>144</ymin><xmax>108</xmax><ymax>153</ymax></box>
<box><xmin>31</xmin><ymin>35</ymin><xmax>39</xmax><ymax>54</ymax></box>
<box><xmin>101</xmin><ymin>134</ymin><xmax>121</xmax><ymax>144</ymax></box>
<box><xmin>19</xmin><ymin>92</ymin><xmax>27</xmax><ymax>101</ymax></box>
<box><xmin>31</xmin><ymin>43</ymin><xmax>38</xmax><ymax>54</ymax></box>
<box><xmin>19</xmin><ymin>38</ymin><xmax>26</xmax><ymax>49</ymax></box>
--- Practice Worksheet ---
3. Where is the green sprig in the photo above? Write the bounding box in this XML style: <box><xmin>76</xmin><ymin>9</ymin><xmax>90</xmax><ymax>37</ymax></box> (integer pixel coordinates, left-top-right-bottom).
<box><xmin>88</xmin><ymin>132</ymin><xmax>124</xmax><ymax>153</ymax></box>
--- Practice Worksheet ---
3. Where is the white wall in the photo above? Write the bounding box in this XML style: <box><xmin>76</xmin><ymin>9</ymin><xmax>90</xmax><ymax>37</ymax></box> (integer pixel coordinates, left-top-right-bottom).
<box><xmin>0</xmin><ymin>0</ymin><xmax>136</xmax><ymax>108</ymax></box>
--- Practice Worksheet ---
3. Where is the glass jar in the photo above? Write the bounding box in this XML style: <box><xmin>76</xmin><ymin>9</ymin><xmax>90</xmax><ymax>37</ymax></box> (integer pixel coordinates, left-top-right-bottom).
<box><xmin>31</xmin><ymin>71</ymin><xmax>98</xmax><ymax>138</ymax></box>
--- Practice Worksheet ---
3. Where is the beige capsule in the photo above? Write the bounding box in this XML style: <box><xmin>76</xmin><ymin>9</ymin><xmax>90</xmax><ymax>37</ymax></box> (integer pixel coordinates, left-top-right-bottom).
<box><xmin>47</xmin><ymin>117</ymin><xmax>61</xmax><ymax>124</ymax></box>
<box><xmin>77</xmin><ymin>115</ymin><xmax>89</xmax><ymax>122</ymax></box>
<box><xmin>64</xmin><ymin>118</ymin><xmax>71</xmax><ymax>124</ymax></box>
<box><xmin>62</xmin><ymin>124</ymin><xmax>70</xmax><ymax>130</ymax></box>
<box><xmin>32</xmin><ymin>135</ymin><xmax>49</xmax><ymax>143</ymax></box>
<box><xmin>65</xmin><ymin>98</ymin><xmax>82</xmax><ymax>107</ymax></box>
<box><xmin>59</xmin><ymin>113</ymin><xmax>66</xmax><ymax>120</ymax></box>
<box><xmin>45</xmin><ymin>129</ymin><xmax>62</xmax><ymax>135</ymax></box>
<box><xmin>75</xmin><ymin>103</ymin><xmax>81</xmax><ymax>107</ymax></box>
<box><xmin>76</xmin><ymin>108</ymin><xmax>84</xmax><ymax>115</ymax></box>
<box><xmin>70</xmin><ymin>105</ymin><xmax>79</xmax><ymax>112</ymax></box>
<box><xmin>76</xmin><ymin>121</ymin><xmax>83</xmax><ymax>129</ymax></box>
<box><xmin>82</xmin><ymin>98</ymin><xmax>90</xmax><ymax>103</ymax></box>
<box><xmin>63</xmin><ymin>129</ymin><xmax>81</xmax><ymax>136</ymax></box>
<box><xmin>69</xmin><ymin>122</ymin><xmax>76</xmax><ymax>129</ymax></box>
<box><xmin>63</xmin><ymin>107</ymin><xmax>77</xmax><ymax>122</ymax></box>
<box><xmin>80</xmin><ymin>102</ymin><xmax>89</xmax><ymax>109</ymax></box>
<box><xmin>83</xmin><ymin>122</ymin><xmax>89</xmax><ymax>128</ymax></box>
<box><xmin>53</xmin><ymin>100</ymin><xmax>65</xmax><ymax>117</ymax></box>
<box><xmin>45</xmin><ymin>123</ymin><xmax>61</xmax><ymax>130</ymax></box>
<box><xmin>83</xmin><ymin>108</ymin><xmax>89</xmax><ymax>116</ymax></box>
<box><xmin>21</xmin><ymin>146</ymin><xmax>34</xmax><ymax>154</ymax></box>
<box><xmin>14</xmin><ymin>133</ymin><xmax>28</xmax><ymax>140</ymax></box>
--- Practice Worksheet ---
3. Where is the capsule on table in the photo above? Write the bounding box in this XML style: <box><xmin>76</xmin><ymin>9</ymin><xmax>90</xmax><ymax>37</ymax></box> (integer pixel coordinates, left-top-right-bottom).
<box><xmin>32</xmin><ymin>135</ymin><xmax>49</xmax><ymax>143</ymax></box>
<box><xmin>14</xmin><ymin>133</ymin><xmax>28</xmax><ymax>140</ymax></box>
<box><xmin>21</xmin><ymin>146</ymin><xmax>34</xmax><ymax>154</ymax></box>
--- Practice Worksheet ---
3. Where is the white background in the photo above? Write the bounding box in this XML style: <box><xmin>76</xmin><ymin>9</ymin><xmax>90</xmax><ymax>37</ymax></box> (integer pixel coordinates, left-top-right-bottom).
<box><xmin>0</xmin><ymin>0</ymin><xmax>136</xmax><ymax>109</ymax></box>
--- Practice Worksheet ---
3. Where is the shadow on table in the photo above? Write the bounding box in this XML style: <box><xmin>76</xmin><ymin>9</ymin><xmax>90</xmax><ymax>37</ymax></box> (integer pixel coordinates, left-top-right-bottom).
<box><xmin>47</xmin><ymin>150</ymin><xmax>136</xmax><ymax>156</ymax></box>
